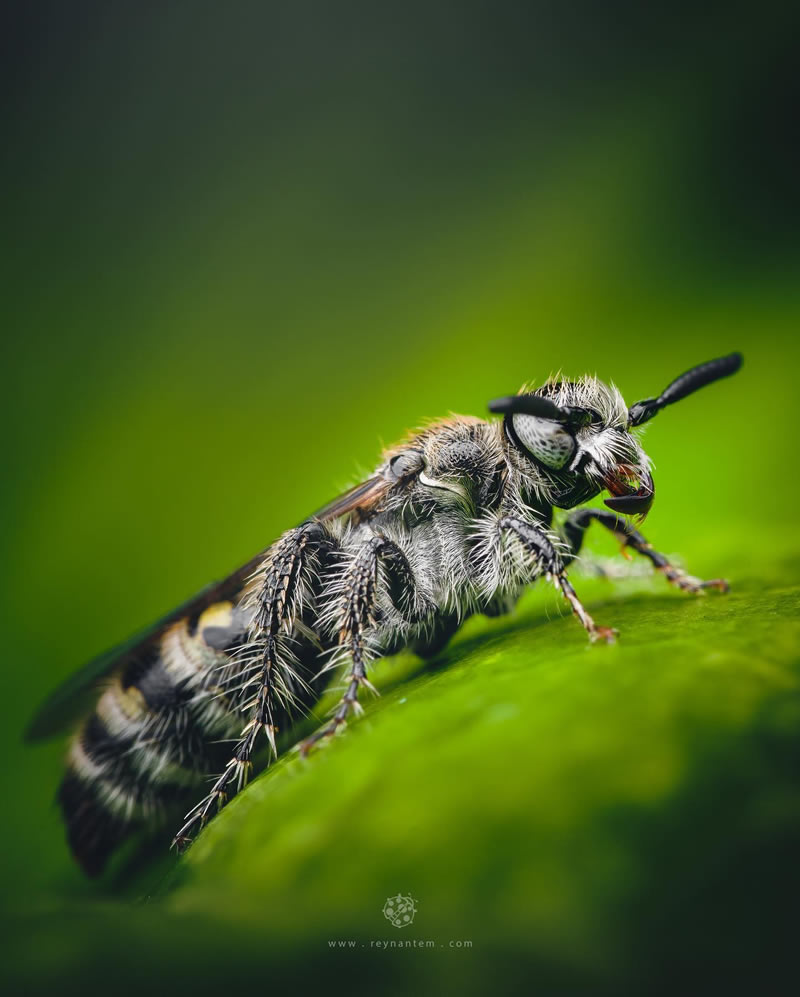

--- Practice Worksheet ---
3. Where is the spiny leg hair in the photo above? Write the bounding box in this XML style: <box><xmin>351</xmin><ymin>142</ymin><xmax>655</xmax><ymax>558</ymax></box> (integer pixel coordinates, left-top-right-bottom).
<box><xmin>498</xmin><ymin>516</ymin><xmax>617</xmax><ymax>643</ymax></box>
<box><xmin>173</xmin><ymin>522</ymin><xmax>332</xmax><ymax>848</ymax></box>
<box><xmin>298</xmin><ymin>535</ymin><xmax>427</xmax><ymax>755</ymax></box>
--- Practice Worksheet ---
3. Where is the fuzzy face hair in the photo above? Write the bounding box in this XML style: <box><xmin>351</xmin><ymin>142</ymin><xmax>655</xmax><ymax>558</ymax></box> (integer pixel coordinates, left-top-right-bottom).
<box><xmin>501</xmin><ymin>375</ymin><xmax>652</xmax><ymax>513</ymax></box>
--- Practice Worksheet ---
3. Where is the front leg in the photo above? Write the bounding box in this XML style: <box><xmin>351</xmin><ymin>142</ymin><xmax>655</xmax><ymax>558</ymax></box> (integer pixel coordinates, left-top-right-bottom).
<box><xmin>562</xmin><ymin>509</ymin><xmax>729</xmax><ymax>595</ymax></box>
<box><xmin>498</xmin><ymin>517</ymin><xmax>617</xmax><ymax>643</ymax></box>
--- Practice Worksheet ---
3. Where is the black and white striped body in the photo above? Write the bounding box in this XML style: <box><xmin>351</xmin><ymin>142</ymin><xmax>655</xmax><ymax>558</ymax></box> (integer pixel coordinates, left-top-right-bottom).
<box><xmin>61</xmin><ymin>601</ymin><xmax>255</xmax><ymax>873</ymax></box>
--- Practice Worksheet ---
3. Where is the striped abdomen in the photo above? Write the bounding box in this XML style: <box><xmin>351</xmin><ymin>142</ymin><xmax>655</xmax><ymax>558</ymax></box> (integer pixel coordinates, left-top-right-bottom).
<box><xmin>60</xmin><ymin>600</ymin><xmax>251</xmax><ymax>876</ymax></box>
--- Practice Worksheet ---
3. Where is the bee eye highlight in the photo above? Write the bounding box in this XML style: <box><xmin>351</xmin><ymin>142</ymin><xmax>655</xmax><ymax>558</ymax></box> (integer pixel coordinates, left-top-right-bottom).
<box><xmin>510</xmin><ymin>414</ymin><xmax>576</xmax><ymax>470</ymax></box>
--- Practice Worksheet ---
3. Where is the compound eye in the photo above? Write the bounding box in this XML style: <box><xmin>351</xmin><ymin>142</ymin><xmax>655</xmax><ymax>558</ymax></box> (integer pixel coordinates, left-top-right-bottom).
<box><xmin>511</xmin><ymin>414</ymin><xmax>576</xmax><ymax>469</ymax></box>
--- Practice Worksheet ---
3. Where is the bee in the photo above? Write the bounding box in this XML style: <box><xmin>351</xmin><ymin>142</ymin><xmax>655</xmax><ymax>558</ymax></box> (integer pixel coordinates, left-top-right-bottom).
<box><xmin>28</xmin><ymin>353</ymin><xmax>742</xmax><ymax>876</ymax></box>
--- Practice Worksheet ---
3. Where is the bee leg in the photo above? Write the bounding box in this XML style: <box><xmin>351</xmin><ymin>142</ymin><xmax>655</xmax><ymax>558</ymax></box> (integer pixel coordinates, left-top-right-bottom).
<box><xmin>298</xmin><ymin>536</ymin><xmax>427</xmax><ymax>755</ymax></box>
<box><xmin>173</xmin><ymin>522</ymin><xmax>335</xmax><ymax>848</ymax></box>
<box><xmin>498</xmin><ymin>517</ymin><xmax>617</xmax><ymax>643</ymax></box>
<box><xmin>562</xmin><ymin>509</ymin><xmax>729</xmax><ymax>595</ymax></box>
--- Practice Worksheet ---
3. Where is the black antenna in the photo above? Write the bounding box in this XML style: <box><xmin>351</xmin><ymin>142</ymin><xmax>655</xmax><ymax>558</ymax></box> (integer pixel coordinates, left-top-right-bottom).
<box><xmin>488</xmin><ymin>394</ymin><xmax>570</xmax><ymax>422</ymax></box>
<box><xmin>628</xmin><ymin>352</ymin><xmax>743</xmax><ymax>427</ymax></box>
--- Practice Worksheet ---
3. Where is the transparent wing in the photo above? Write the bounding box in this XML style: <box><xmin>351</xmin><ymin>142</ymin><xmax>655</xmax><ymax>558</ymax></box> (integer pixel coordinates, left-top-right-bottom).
<box><xmin>308</xmin><ymin>474</ymin><xmax>391</xmax><ymax>523</ymax></box>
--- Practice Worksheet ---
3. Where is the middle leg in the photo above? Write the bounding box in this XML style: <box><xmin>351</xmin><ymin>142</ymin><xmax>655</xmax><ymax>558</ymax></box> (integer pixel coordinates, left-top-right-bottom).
<box><xmin>299</xmin><ymin>534</ymin><xmax>430</xmax><ymax>754</ymax></box>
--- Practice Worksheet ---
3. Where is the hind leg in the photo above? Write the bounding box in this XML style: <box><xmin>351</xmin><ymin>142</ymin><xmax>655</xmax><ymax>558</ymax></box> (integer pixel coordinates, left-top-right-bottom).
<box><xmin>173</xmin><ymin>521</ymin><xmax>335</xmax><ymax>846</ymax></box>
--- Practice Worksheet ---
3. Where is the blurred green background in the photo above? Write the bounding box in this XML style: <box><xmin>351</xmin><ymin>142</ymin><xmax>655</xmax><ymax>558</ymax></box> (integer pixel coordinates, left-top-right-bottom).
<box><xmin>2</xmin><ymin>1</ymin><xmax>799</xmax><ymax>993</ymax></box>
